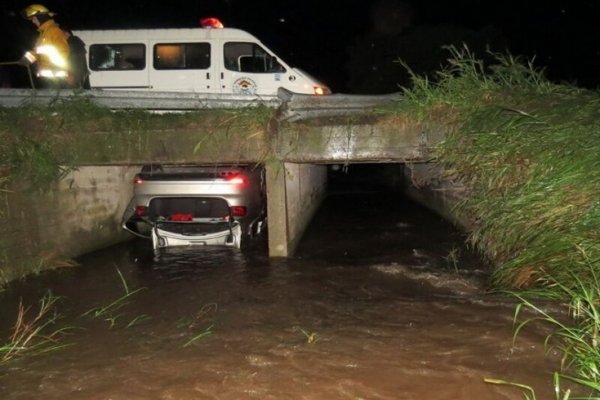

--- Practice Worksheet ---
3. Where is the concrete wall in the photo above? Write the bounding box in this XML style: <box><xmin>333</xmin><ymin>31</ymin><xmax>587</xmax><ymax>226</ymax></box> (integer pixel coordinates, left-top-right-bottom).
<box><xmin>402</xmin><ymin>163</ymin><xmax>473</xmax><ymax>231</ymax></box>
<box><xmin>276</xmin><ymin>116</ymin><xmax>443</xmax><ymax>163</ymax></box>
<box><xmin>0</xmin><ymin>166</ymin><xmax>138</xmax><ymax>284</ymax></box>
<box><xmin>266</xmin><ymin>162</ymin><xmax>327</xmax><ymax>257</ymax></box>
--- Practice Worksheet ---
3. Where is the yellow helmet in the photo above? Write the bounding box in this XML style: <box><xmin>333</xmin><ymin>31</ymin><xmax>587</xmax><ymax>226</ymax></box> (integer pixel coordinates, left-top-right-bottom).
<box><xmin>23</xmin><ymin>4</ymin><xmax>55</xmax><ymax>19</ymax></box>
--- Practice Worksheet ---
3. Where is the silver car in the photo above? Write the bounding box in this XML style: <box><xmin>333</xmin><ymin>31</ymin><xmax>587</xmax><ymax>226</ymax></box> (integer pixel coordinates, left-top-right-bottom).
<box><xmin>121</xmin><ymin>164</ymin><xmax>266</xmax><ymax>249</ymax></box>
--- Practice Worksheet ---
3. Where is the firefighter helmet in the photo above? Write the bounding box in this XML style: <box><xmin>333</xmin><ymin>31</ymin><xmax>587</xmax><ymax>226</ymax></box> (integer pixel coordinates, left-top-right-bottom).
<box><xmin>23</xmin><ymin>4</ymin><xmax>55</xmax><ymax>19</ymax></box>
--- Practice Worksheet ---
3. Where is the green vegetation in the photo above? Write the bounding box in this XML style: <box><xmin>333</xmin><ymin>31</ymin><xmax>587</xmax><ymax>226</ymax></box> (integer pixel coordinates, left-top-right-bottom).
<box><xmin>505</xmin><ymin>252</ymin><xmax>600</xmax><ymax>398</ymax></box>
<box><xmin>0</xmin><ymin>96</ymin><xmax>273</xmax><ymax>191</ymax></box>
<box><xmin>0</xmin><ymin>292</ymin><xmax>71</xmax><ymax>363</ymax></box>
<box><xmin>484</xmin><ymin>377</ymin><xmax>544</xmax><ymax>400</ymax></box>
<box><xmin>392</xmin><ymin>45</ymin><xmax>600</xmax><ymax>399</ymax></box>
<box><xmin>177</xmin><ymin>303</ymin><xmax>218</xmax><ymax>347</ymax></box>
<box><xmin>392</xmin><ymin>45</ymin><xmax>600</xmax><ymax>290</ymax></box>
<box><xmin>0</xmin><ymin>276</ymin><xmax>220</xmax><ymax>365</ymax></box>
<box><xmin>484</xmin><ymin>258</ymin><xmax>600</xmax><ymax>399</ymax></box>
<box><xmin>82</xmin><ymin>267</ymin><xmax>147</xmax><ymax>328</ymax></box>
<box><xmin>183</xmin><ymin>324</ymin><xmax>214</xmax><ymax>348</ymax></box>
<box><xmin>297</xmin><ymin>327</ymin><xmax>318</xmax><ymax>344</ymax></box>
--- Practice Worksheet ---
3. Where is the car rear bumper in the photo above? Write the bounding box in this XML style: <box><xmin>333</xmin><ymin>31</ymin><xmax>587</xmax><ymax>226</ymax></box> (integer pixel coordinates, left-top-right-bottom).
<box><xmin>151</xmin><ymin>222</ymin><xmax>242</xmax><ymax>249</ymax></box>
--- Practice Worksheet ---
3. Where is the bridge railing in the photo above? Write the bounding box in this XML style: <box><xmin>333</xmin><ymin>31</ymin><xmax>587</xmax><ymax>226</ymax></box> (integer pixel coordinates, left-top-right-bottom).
<box><xmin>0</xmin><ymin>88</ymin><xmax>401</xmax><ymax>119</ymax></box>
<box><xmin>0</xmin><ymin>88</ymin><xmax>281</xmax><ymax>110</ymax></box>
<box><xmin>277</xmin><ymin>88</ymin><xmax>400</xmax><ymax>121</ymax></box>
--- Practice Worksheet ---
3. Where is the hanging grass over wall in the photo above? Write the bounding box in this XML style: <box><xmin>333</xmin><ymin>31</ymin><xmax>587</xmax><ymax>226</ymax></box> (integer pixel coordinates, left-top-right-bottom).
<box><xmin>0</xmin><ymin>98</ymin><xmax>273</xmax><ymax>191</ymax></box>
<box><xmin>392</xmin><ymin>45</ymin><xmax>600</xmax><ymax>289</ymax></box>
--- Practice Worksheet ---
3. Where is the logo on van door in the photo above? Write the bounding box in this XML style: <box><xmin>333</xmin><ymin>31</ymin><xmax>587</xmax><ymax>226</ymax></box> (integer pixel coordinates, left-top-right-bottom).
<box><xmin>232</xmin><ymin>77</ymin><xmax>257</xmax><ymax>95</ymax></box>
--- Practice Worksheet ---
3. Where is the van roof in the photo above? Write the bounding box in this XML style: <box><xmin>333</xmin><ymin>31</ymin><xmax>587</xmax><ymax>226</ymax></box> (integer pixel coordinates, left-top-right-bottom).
<box><xmin>72</xmin><ymin>27</ymin><xmax>258</xmax><ymax>42</ymax></box>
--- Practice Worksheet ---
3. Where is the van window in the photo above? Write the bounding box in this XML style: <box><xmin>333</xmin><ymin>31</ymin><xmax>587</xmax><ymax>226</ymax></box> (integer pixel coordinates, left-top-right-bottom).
<box><xmin>224</xmin><ymin>42</ymin><xmax>285</xmax><ymax>73</ymax></box>
<box><xmin>154</xmin><ymin>43</ymin><xmax>210</xmax><ymax>70</ymax></box>
<box><xmin>89</xmin><ymin>44</ymin><xmax>145</xmax><ymax>71</ymax></box>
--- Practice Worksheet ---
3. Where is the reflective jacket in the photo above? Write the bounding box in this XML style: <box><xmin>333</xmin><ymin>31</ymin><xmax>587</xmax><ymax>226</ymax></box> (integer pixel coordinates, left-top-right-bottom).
<box><xmin>34</xmin><ymin>20</ymin><xmax>70</xmax><ymax>78</ymax></box>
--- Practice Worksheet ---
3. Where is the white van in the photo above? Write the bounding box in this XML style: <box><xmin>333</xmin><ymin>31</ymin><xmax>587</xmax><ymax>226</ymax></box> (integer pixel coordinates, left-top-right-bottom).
<box><xmin>73</xmin><ymin>25</ymin><xmax>330</xmax><ymax>97</ymax></box>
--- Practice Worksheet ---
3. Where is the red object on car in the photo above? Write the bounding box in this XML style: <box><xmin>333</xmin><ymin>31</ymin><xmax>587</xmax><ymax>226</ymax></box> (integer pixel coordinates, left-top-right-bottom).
<box><xmin>230</xmin><ymin>206</ymin><xmax>247</xmax><ymax>217</ymax></box>
<box><xmin>135</xmin><ymin>206</ymin><xmax>147</xmax><ymax>217</ymax></box>
<box><xmin>170</xmin><ymin>213</ymin><xmax>194</xmax><ymax>221</ymax></box>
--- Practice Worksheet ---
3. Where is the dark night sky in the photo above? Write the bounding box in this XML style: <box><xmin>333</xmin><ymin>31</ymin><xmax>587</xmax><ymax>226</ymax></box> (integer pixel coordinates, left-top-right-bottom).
<box><xmin>1</xmin><ymin>0</ymin><xmax>600</xmax><ymax>93</ymax></box>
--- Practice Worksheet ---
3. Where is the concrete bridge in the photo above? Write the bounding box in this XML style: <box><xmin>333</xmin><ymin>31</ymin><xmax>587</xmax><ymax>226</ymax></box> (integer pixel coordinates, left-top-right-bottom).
<box><xmin>0</xmin><ymin>89</ymin><xmax>458</xmax><ymax>282</ymax></box>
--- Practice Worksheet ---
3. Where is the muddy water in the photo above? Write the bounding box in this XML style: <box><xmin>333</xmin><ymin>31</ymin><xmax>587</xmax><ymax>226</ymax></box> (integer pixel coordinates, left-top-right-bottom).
<box><xmin>0</xmin><ymin>190</ymin><xmax>561</xmax><ymax>399</ymax></box>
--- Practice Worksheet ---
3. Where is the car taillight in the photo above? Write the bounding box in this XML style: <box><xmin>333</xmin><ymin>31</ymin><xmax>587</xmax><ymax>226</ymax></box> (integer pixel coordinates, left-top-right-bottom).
<box><xmin>134</xmin><ymin>176</ymin><xmax>143</xmax><ymax>185</ymax></box>
<box><xmin>230</xmin><ymin>206</ymin><xmax>247</xmax><ymax>217</ymax></box>
<box><xmin>135</xmin><ymin>206</ymin><xmax>147</xmax><ymax>217</ymax></box>
<box><xmin>225</xmin><ymin>175</ymin><xmax>248</xmax><ymax>185</ymax></box>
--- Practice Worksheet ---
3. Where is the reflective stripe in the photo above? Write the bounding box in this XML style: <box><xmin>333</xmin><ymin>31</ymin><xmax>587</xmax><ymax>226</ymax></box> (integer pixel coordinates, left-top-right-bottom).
<box><xmin>24</xmin><ymin>51</ymin><xmax>37</xmax><ymax>63</ymax></box>
<box><xmin>35</xmin><ymin>44</ymin><xmax>67</xmax><ymax>68</ymax></box>
<box><xmin>38</xmin><ymin>69</ymin><xmax>68</xmax><ymax>78</ymax></box>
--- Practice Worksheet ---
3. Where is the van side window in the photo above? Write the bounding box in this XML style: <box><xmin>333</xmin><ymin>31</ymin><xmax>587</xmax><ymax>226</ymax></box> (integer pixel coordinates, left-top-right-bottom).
<box><xmin>154</xmin><ymin>43</ymin><xmax>210</xmax><ymax>70</ymax></box>
<box><xmin>224</xmin><ymin>42</ymin><xmax>286</xmax><ymax>73</ymax></box>
<box><xmin>89</xmin><ymin>44</ymin><xmax>145</xmax><ymax>71</ymax></box>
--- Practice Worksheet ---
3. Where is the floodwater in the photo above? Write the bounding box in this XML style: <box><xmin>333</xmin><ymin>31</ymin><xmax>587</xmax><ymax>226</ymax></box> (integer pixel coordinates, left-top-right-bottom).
<box><xmin>0</xmin><ymin>184</ymin><xmax>563</xmax><ymax>399</ymax></box>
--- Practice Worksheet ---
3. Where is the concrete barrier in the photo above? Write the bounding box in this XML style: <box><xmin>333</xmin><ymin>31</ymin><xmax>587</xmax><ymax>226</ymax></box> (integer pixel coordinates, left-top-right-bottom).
<box><xmin>266</xmin><ymin>162</ymin><xmax>328</xmax><ymax>257</ymax></box>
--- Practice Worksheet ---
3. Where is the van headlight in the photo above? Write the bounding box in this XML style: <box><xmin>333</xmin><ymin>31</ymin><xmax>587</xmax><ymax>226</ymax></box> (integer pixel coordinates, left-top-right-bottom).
<box><xmin>314</xmin><ymin>86</ymin><xmax>331</xmax><ymax>95</ymax></box>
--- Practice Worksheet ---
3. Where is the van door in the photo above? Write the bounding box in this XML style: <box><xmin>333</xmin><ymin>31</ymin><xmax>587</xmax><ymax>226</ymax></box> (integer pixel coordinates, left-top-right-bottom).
<box><xmin>149</xmin><ymin>42</ymin><xmax>218</xmax><ymax>92</ymax></box>
<box><xmin>219</xmin><ymin>41</ymin><xmax>286</xmax><ymax>97</ymax></box>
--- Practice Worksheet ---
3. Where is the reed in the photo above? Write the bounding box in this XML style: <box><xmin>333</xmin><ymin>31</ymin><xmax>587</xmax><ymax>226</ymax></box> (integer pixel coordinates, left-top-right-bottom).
<box><xmin>183</xmin><ymin>324</ymin><xmax>214</xmax><ymax>348</ymax></box>
<box><xmin>82</xmin><ymin>267</ymin><xmax>146</xmax><ymax>328</ymax></box>
<box><xmin>506</xmin><ymin>252</ymin><xmax>600</xmax><ymax>398</ymax></box>
<box><xmin>485</xmin><ymin>373</ymin><xmax>573</xmax><ymax>400</ymax></box>
<box><xmin>0</xmin><ymin>292</ymin><xmax>71</xmax><ymax>363</ymax></box>
<box><xmin>297</xmin><ymin>327</ymin><xmax>318</xmax><ymax>344</ymax></box>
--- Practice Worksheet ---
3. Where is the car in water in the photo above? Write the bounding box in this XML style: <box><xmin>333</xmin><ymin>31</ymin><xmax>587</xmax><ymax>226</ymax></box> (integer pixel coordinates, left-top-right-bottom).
<box><xmin>121</xmin><ymin>164</ymin><xmax>266</xmax><ymax>250</ymax></box>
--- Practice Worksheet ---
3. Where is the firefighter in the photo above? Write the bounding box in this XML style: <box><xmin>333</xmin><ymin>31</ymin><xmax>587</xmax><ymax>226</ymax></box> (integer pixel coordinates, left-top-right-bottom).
<box><xmin>20</xmin><ymin>4</ymin><xmax>71</xmax><ymax>87</ymax></box>
<box><xmin>62</xmin><ymin>27</ymin><xmax>90</xmax><ymax>89</ymax></box>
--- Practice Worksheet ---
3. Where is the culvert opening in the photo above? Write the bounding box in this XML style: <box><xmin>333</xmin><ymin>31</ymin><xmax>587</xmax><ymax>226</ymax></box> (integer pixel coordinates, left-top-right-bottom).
<box><xmin>326</xmin><ymin>163</ymin><xmax>406</xmax><ymax>195</ymax></box>
<box><xmin>295</xmin><ymin>163</ymin><xmax>486</xmax><ymax>277</ymax></box>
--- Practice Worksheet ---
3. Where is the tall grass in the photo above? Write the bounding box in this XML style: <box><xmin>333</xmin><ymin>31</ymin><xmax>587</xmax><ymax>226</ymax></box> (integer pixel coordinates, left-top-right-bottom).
<box><xmin>82</xmin><ymin>267</ymin><xmax>147</xmax><ymax>328</ymax></box>
<box><xmin>488</xmin><ymin>249</ymin><xmax>600</xmax><ymax>398</ymax></box>
<box><xmin>0</xmin><ymin>292</ymin><xmax>71</xmax><ymax>363</ymax></box>
<box><xmin>393</xmin><ymin>45</ymin><xmax>600</xmax><ymax>290</ymax></box>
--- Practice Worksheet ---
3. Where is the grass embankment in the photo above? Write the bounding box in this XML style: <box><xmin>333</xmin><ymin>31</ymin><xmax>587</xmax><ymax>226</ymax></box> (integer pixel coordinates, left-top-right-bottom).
<box><xmin>392</xmin><ymin>46</ymin><xmax>600</xmax><ymax>290</ymax></box>
<box><xmin>0</xmin><ymin>98</ymin><xmax>272</xmax><ymax>190</ymax></box>
<box><xmin>392</xmin><ymin>46</ymin><xmax>600</xmax><ymax>397</ymax></box>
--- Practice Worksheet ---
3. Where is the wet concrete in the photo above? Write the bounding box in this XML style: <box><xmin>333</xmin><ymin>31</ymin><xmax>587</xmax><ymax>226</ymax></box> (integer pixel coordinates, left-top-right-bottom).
<box><xmin>0</xmin><ymin>186</ymin><xmax>561</xmax><ymax>399</ymax></box>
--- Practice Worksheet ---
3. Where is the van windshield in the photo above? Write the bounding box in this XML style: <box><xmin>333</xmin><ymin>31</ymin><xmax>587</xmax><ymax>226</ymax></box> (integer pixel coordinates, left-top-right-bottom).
<box><xmin>224</xmin><ymin>42</ymin><xmax>285</xmax><ymax>74</ymax></box>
